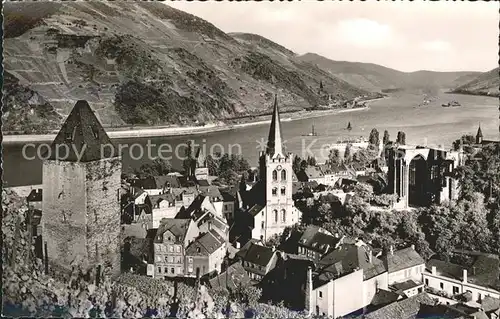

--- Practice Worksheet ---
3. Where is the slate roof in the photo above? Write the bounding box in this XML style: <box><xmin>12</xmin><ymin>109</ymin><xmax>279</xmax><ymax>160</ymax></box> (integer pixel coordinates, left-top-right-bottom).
<box><xmin>316</xmin><ymin>243</ymin><xmax>386</xmax><ymax>285</ymax></box>
<box><xmin>177</xmin><ymin>194</ymin><xmax>217</xmax><ymax>220</ymax></box>
<box><xmin>427</xmin><ymin>259</ymin><xmax>463</xmax><ymax>279</ymax></box>
<box><xmin>298</xmin><ymin>225</ymin><xmax>340</xmax><ymax>255</ymax></box>
<box><xmin>427</xmin><ymin>253</ymin><xmax>500</xmax><ymax>290</ymax></box>
<box><xmin>131</xmin><ymin>186</ymin><xmax>146</xmax><ymax>200</ymax></box>
<box><xmin>482</xmin><ymin>296</ymin><xmax>500</xmax><ymax>313</ymax></box>
<box><xmin>370</xmin><ymin>289</ymin><xmax>401</xmax><ymax>307</ymax></box>
<box><xmin>266</xmin><ymin>94</ymin><xmax>284</xmax><ymax>157</ymax></box>
<box><xmin>27</xmin><ymin>189</ymin><xmax>42</xmax><ymax>202</ymax></box>
<box><xmin>46</xmin><ymin>100</ymin><xmax>118</xmax><ymax>162</ymax></box>
<box><xmin>248</xmin><ymin>204</ymin><xmax>264</xmax><ymax>217</ymax></box>
<box><xmin>390</xmin><ymin>279</ymin><xmax>423</xmax><ymax>293</ymax></box>
<box><xmin>163</xmin><ymin>175</ymin><xmax>182</xmax><ymax>188</ymax></box>
<box><xmin>209</xmin><ymin>262</ymin><xmax>251</xmax><ymax>290</ymax></box>
<box><xmin>326</xmin><ymin>163</ymin><xmax>354</xmax><ymax>175</ymax></box>
<box><xmin>136</xmin><ymin>177</ymin><xmax>157</xmax><ymax>190</ymax></box>
<box><xmin>220</xmin><ymin>191</ymin><xmax>235</xmax><ymax>202</ymax></box>
<box><xmin>199</xmin><ymin>185</ymin><xmax>222</xmax><ymax>200</ymax></box>
<box><xmin>149</xmin><ymin>193</ymin><xmax>176</xmax><ymax>207</ymax></box>
<box><xmin>239</xmin><ymin>242</ymin><xmax>276</xmax><ymax>267</ymax></box>
<box><xmin>468</xmin><ymin>254</ymin><xmax>500</xmax><ymax>290</ymax></box>
<box><xmin>185</xmin><ymin>230</ymin><xmax>225</xmax><ymax>256</ymax></box>
<box><xmin>351</xmin><ymin>162</ymin><xmax>367</xmax><ymax>171</ymax></box>
<box><xmin>304</xmin><ymin>166</ymin><xmax>324</xmax><ymax>179</ymax></box>
<box><xmin>360</xmin><ymin>293</ymin><xmax>435</xmax><ymax>319</ymax></box>
<box><xmin>418</xmin><ymin>303</ymin><xmax>489</xmax><ymax>319</ymax></box>
<box><xmin>244</xmin><ymin>180</ymin><xmax>266</xmax><ymax>207</ymax></box>
<box><xmin>155</xmin><ymin>219</ymin><xmax>192</xmax><ymax>244</ymax></box>
<box><xmin>384</xmin><ymin>247</ymin><xmax>425</xmax><ymax>273</ymax></box>
<box><xmin>197</xmin><ymin>179</ymin><xmax>210</xmax><ymax>187</ymax></box>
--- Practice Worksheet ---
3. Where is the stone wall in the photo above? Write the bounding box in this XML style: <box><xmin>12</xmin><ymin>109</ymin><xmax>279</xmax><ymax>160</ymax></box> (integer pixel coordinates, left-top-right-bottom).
<box><xmin>42</xmin><ymin>160</ymin><xmax>88</xmax><ymax>271</ymax></box>
<box><xmin>41</xmin><ymin>157</ymin><xmax>122</xmax><ymax>276</ymax></box>
<box><xmin>85</xmin><ymin>157</ymin><xmax>122</xmax><ymax>277</ymax></box>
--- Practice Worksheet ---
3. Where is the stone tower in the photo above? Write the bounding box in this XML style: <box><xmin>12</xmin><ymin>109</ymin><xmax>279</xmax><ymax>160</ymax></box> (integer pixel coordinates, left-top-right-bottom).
<box><xmin>259</xmin><ymin>95</ymin><xmax>298</xmax><ymax>241</ymax></box>
<box><xmin>41</xmin><ymin>100</ymin><xmax>121</xmax><ymax>276</ymax></box>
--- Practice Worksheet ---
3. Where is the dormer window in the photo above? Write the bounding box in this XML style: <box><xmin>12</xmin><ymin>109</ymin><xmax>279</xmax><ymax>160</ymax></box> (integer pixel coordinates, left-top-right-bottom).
<box><xmin>65</xmin><ymin>131</ymin><xmax>72</xmax><ymax>142</ymax></box>
<box><xmin>196</xmin><ymin>247</ymin><xmax>201</xmax><ymax>253</ymax></box>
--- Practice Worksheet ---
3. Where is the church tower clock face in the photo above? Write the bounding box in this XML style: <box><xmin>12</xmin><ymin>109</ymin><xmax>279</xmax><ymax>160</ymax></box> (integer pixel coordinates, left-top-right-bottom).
<box><xmin>276</xmin><ymin>165</ymin><xmax>282</xmax><ymax>171</ymax></box>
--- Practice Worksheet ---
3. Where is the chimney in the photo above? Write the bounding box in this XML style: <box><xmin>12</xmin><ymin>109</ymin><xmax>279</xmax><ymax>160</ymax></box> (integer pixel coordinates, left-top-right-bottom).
<box><xmin>304</xmin><ymin>266</ymin><xmax>313</xmax><ymax>316</ymax></box>
<box><xmin>235</xmin><ymin>242</ymin><xmax>241</xmax><ymax>249</ymax></box>
<box><xmin>463</xmin><ymin>269</ymin><xmax>467</xmax><ymax>283</ymax></box>
<box><xmin>431</xmin><ymin>266</ymin><xmax>437</xmax><ymax>275</ymax></box>
<box><xmin>472</xmin><ymin>266</ymin><xmax>476</xmax><ymax>276</ymax></box>
<box><xmin>389</xmin><ymin>245</ymin><xmax>394</xmax><ymax>255</ymax></box>
<box><xmin>208</xmin><ymin>220</ymin><xmax>212</xmax><ymax>231</ymax></box>
<box><xmin>411</xmin><ymin>244</ymin><xmax>415</xmax><ymax>250</ymax></box>
<box><xmin>368</xmin><ymin>252</ymin><xmax>373</xmax><ymax>264</ymax></box>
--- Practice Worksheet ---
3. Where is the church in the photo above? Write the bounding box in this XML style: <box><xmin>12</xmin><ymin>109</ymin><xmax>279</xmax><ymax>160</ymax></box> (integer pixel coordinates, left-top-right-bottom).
<box><xmin>234</xmin><ymin>96</ymin><xmax>303</xmax><ymax>244</ymax></box>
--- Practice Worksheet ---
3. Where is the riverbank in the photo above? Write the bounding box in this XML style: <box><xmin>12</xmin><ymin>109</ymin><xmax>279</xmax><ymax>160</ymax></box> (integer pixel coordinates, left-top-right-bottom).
<box><xmin>2</xmin><ymin>105</ymin><xmax>371</xmax><ymax>144</ymax></box>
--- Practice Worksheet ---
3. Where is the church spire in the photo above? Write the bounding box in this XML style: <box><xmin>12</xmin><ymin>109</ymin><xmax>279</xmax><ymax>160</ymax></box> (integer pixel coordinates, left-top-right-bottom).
<box><xmin>266</xmin><ymin>95</ymin><xmax>284</xmax><ymax>157</ymax></box>
<box><xmin>476</xmin><ymin>123</ymin><xmax>483</xmax><ymax>144</ymax></box>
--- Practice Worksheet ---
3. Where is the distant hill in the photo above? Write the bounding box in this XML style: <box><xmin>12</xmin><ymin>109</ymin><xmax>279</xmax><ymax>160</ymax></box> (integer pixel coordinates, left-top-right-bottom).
<box><xmin>451</xmin><ymin>67</ymin><xmax>500</xmax><ymax>97</ymax></box>
<box><xmin>296</xmin><ymin>53</ymin><xmax>481</xmax><ymax>95</ymax></box>
<box><xmin>3</xmin><ymin>2</ymin><xmax>374</xmax><ymax>133</ymax></box>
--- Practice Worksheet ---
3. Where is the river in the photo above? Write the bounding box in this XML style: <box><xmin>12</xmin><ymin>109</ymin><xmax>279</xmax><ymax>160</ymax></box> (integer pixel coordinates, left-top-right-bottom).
<box><xmin>3</xmin><ymin>92</ymin><xmax>498</xmax><ymax>187</ymax></box>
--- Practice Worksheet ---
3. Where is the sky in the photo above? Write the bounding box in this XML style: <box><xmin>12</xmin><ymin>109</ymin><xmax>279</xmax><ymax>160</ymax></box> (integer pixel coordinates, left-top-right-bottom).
<box><xmin>168</xmin><ymin>1</ymin><xmax>499</xmax><ymax>73</ymax></box>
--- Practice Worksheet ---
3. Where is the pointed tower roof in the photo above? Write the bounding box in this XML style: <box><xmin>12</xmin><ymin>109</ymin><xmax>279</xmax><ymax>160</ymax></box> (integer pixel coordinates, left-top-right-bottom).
<box><xmin>476</xmin><ymin>123</ymin><xmax>483</xmax><ymax>139</ymax></box>
<box><xmin>266</xmin><ymin>95</ymin><xmax>284</xmax><ymax>157</ymax></box>
<box><xmin>46</xmin><ymin>100</ymin><xmax>118</xmax><ymax>162</ymax></box>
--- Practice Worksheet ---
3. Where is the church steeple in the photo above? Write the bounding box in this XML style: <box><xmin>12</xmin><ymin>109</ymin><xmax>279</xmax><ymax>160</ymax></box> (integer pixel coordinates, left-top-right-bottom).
<box><xmin>476</xmin><ymin>123</ymin><xmax>483</xmax><ymax>144</ymax></box>
<box><xmin>266</xmin><ymin>95</ymin><xmax>284</xmax><ymax>158</ymax></box>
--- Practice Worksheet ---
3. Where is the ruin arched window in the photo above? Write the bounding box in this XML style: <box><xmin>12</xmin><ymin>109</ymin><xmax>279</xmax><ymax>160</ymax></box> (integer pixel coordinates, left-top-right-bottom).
<box><xmin>272</xmin><ymin>170</ymin><xmax>278</xmax><ymax>181</ymax></box>
<box><xmin>274</xmin><ymin>210</ymin><xmax>278</xmax><ymax>223</ymax></box>
<box><xmin>281</xmin><ymin>209</ymin><xmax>286</xmax><ymax>222</ymax></box>
<box><xmin>281</xmin><ymin>170</ymin><xmax>287</xmax><ymax>181</ymax></box>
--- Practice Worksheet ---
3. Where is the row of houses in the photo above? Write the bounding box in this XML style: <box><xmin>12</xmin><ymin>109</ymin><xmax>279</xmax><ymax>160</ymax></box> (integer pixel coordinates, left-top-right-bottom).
<box><xmin>203</xmin><ymin>224</ymin><xmax>500</xmax><ymax>319</ymax></box>
<box><xmin>122</xmin><ymin>172</ymin><xmax>237</xmax><ymax>230</ymax></box>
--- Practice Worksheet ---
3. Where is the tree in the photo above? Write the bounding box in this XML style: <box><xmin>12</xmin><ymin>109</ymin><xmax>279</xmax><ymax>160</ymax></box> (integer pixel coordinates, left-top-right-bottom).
<box><xmin>328</xmin><ymin>148</ymin><xmax>341</xmax><ymax>166</ymax></box>
<box><xmin>205</xmin><ymin>154</ymin><xmax>218</xmax><ymax>176</ymax></box>
<box><xmin>452</xmin><ymin>134</ymin><xmax>475</xmax><ymax>151</ymax></box>
<box><xmin>292</xmin><ymin>156</ymin><xmax>302</xmax><ymax>175</ymax></box>
<box><xmin>369</xmin><ymin>128</ymin><xmax>380</xmax><ymax>151</ymax></box>
<box><xmin>300</xmin><ymin>160</ymin><xmax>308</xmax><ymax>172</ymax></box>
<box><xmin>344</xmin><ymin>144</ymin><xmax>352</xmax><ymax>163</ymax></box>
<box><xmin>396</xmin><ymin>131</ymin><xmax>406</xmax><ymax>145</ymax></box>
<box><xmin>307</xmin><ymin>156</ymin><xmax>317</xmax><ymax>166</ymax></box>
<box><xmin>383</xmin><ymin>130</ymin><xmax>390</xmax><ymax>145</ymax></box>
<box><xmin>182</xmin><ymin>141</ymin><xmax>194</xmax><ymax>176</ymax></box>
<box><xmin>136</xmin><ymin>158</ymin><xmax>171</xmax><ymax>177</ymax></box>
